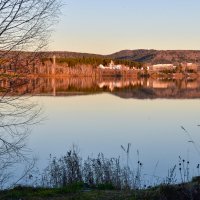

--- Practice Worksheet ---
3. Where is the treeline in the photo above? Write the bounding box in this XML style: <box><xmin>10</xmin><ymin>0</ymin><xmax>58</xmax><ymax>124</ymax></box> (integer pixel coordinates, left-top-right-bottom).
<box><xmin>42</xmin><ymin>57</ymin><xmax>143</xmax><ymax>69</ymax></box>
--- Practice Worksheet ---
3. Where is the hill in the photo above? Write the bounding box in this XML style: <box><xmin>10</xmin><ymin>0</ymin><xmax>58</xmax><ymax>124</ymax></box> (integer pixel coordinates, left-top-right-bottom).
<box><xmin>43</xmin><ymin>49</ymin><xmax>200</xmax><ymax>64</ymax></box>
<box><xmin>42</xmin><ymin>51</ymin><xmax>103</xmax><ymax>59</ymax></box>
<box><xmin>108</xmin><ymin>49</ymin><xmax>200</xmax><ymax>64</ymax></box>
<box><xmin>3</xmin><ymin>49</ymin><xmax>200</xmax><ymax>66</ymax></box>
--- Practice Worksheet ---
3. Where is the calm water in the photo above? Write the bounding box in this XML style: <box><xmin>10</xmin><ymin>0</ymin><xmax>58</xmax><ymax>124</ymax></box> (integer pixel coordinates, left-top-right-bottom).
<box><xmin>3</xmin><ymin>76</ymin><xmax>200</xmax><ymax>182</ymax></box>
<box><xmin>28</xmin><ymin>91</ymin><xmax>200</xmax><ymax>180</ymax></box>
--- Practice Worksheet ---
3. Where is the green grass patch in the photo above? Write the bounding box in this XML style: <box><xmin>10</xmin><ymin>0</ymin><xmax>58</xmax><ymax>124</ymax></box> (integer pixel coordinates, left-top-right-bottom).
<box><xmin>1</xmin><ymin>180</ymin><xmax>200</xmax><ymax>200</ymax></box>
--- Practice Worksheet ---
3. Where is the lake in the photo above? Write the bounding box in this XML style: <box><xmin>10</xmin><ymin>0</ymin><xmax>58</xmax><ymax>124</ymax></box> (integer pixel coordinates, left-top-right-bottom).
<box><xmin>20</xmin><ymin>76</ymin><xmax>200</xmax><ymax>183</ymax></box>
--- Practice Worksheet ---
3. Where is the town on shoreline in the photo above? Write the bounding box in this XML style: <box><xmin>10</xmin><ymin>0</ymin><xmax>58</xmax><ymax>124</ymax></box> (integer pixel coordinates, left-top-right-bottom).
<box><xmin>1</xmin><ymin>54</ymin><xmax>200</xmax><ymax>80</ymax></box>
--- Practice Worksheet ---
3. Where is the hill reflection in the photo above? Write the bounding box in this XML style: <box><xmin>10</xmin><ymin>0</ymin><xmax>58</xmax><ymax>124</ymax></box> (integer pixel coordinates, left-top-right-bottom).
<box><xmin>1</xmin><ymin>76</ymin><xmax>200</xmax><ymax>99</ymax></box>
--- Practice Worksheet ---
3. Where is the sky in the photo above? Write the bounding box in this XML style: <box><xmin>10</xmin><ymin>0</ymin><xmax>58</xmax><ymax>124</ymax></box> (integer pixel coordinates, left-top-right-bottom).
<box><xmin>49</xmin><ymin>0</ymin><xmax>200</xmax><ymax>54</ymax></box>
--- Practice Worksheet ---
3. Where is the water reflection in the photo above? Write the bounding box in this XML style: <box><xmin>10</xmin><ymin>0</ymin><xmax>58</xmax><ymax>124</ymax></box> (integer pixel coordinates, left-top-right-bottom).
<box><xmin>1</xmin><ymin>76</ymin><xmax>200</xmax><ymax>99</ymax></box>
<box><xmin>1</xmin><ymin>76</ymin><xmax>199</xmax><ymax>183</ymax></box>
<box><xmin>29</xmin><ymin>94</ymin><xmax>200</xmax><ymax>181</ymax></box>
<box><xmin>0</xmin><ymin>77</ymin><xmax>41</xmax><ymax>188</ymax></box>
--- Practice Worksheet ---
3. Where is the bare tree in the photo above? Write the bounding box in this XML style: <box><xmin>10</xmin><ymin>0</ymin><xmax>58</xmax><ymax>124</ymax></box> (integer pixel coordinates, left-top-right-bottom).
<box><xmin>0</xmin><ymin>0</ymin><xmax>62</xmax><ymax>188</ymax></box>
<box><xmin>0</xmin><ymin>78</ymin><xmax>44</xmax><ymax>188</ymax></box>
<box><xmin>0</xmin><ymin>0</ymin><xmax>61</xmax><ymax>72</ymax></box>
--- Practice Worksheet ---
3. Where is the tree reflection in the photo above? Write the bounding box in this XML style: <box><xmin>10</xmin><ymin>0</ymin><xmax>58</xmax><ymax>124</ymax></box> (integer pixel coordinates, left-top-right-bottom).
<box><xmin>0</xmin><ymin>78</ymin><xmax>42</xmax><ymax>188</ymax></box>
<box><xmin>0</xmin><ymin>0</ymin><xmax>62</xmax><ymax>188</ymax></box>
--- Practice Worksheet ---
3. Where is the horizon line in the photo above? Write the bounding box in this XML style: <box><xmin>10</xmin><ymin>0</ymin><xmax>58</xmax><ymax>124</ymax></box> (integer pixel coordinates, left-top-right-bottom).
<box><xmin>44</xmin><ymin>48</ymin><xmax>200</xmax><ymax>55</ymax></box>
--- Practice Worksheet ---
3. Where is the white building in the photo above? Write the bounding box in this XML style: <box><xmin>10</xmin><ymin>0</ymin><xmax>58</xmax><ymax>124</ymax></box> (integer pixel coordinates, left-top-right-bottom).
<box><xmin>151</xmin><ymin>64</ymin><xmax>176</xmax><ymax>71</ymax></box>
<box><xmin>98</xmin><ymin>64</ymin><xmax>106</xmax><ymax>69</ymax></box>
<box><xmin>98</xmin><ymin>60</ymin><xmax>123</xmax><ymax>70</ymax></box>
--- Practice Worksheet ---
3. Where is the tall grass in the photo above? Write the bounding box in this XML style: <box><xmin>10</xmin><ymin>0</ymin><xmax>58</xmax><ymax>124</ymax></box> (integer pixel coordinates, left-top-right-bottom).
<box><xmin>20</xmin><ymin>139</ymin><xmax>200</xmax><ymax>191</ymax></box>
<box><xmin>38</xmin><ymin>145</ymin><xmax>145</xmax><ymax>190</ymax></box>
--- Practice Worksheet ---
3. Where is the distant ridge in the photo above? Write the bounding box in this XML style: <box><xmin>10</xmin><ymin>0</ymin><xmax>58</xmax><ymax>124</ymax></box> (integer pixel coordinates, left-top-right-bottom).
<box><xmin>108</xmin><ymin>49</ymin><xmax>200</xmax><ymax>64</ymax></box>
<box><xmin>43</xmin><ymin>49</ymin><xmax>200</xmax><ymax>64</ymax></box>
<box><xmin>42</xmin><ymin>51</ymin><xmax>103</xmax><ymax>58</ymax></box>
<box><xmin>107</xmin><ymin>49</ymin><xmax>157</xmax><ymax>63</ymax></box>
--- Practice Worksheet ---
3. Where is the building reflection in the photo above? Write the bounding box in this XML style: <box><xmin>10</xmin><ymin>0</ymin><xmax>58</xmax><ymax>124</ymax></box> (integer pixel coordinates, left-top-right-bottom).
<box><xmin>1</xmin><ymin>76</ymin><xmax>200</xmax><ymax>98</ymax></box>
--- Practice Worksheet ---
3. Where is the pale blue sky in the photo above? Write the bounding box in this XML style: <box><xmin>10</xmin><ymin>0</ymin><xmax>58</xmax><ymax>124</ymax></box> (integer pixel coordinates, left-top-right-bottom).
<box><xmin>49</xmin><ymin>0</ymin><xmax>200</xmax><ymax>54</ymax></box>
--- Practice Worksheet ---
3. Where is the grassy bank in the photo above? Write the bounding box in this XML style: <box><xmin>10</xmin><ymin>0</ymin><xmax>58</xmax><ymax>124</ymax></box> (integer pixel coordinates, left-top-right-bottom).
<box><xmin>1</xmin><ymin>143</ymin><xmax>200</xmax><ymax>199</ymax></box>
<box><xmin>1</xmin><ymin>177</ymin><xmax>200</xmax><ymax>200</ymax></box>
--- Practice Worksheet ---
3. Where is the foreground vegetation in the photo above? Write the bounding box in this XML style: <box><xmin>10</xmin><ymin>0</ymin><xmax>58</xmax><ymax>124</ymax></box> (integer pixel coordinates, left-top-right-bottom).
<box><xmin>1</xmin><ymin>143</ymin><xmax>200</xmax><ymax>200</ymax></box>
<box><xmin>1</xmin><ymin>177</ymin><xmax>200</xmax><ymax>200</ymax></box>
